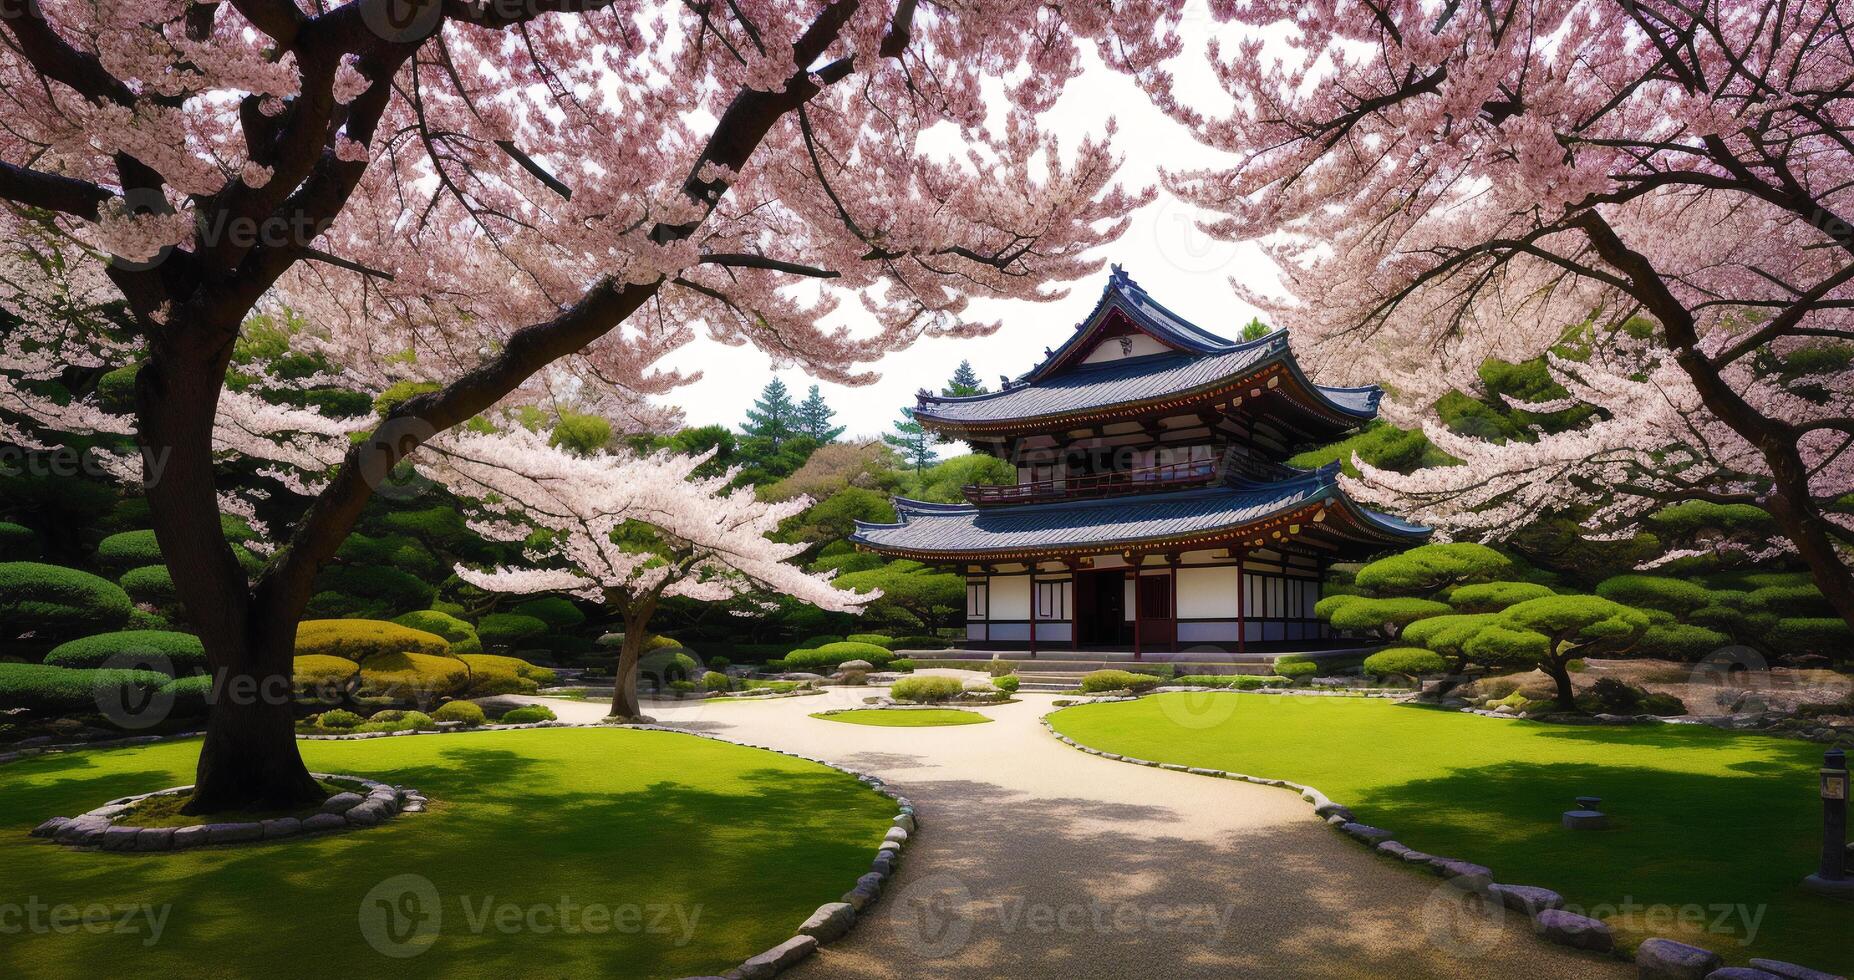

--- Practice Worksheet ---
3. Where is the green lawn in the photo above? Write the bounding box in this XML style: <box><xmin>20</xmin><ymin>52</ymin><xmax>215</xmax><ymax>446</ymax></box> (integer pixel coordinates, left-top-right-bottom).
<box><xmin>811</xmin><ymin>708</ymin><xmax>992</xmax><ymax>727</ymax></box>
<box><xmin>2</xmin><ymin>728</ymin><xmax>894</xmax><ymax>980</ymax></box>
<box><xmin>1050</xmin><ymin>693</ymin><xmax>1850</xmax><ymax>973</ymax></box>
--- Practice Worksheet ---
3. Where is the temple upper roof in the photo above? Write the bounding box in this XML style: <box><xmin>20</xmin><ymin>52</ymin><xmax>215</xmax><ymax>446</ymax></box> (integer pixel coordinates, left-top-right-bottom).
<box><xmin>850</xmin><ymin>464</ymin><xmax>1429</xmax><ymax>562</ymax></box>
<box><xmin>912</xmin><ymin>266</ymin><xmax>1383</xmax><ymax>436</ymax></box>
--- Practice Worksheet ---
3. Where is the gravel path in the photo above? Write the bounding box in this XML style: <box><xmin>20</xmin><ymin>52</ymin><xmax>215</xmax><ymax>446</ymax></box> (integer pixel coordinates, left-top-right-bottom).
<box><xmin>528</xmin><ymin>690</ymin><xmax>1630</xmax><ymax>979</ymax></box>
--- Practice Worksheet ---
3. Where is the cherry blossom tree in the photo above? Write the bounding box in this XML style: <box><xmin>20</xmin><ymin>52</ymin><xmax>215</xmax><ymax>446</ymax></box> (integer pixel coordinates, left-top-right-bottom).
<box><xmin>1170</xmin><ymin>0</ymin><xmax>1854</xmax><ymax>631</ymax></box>
<box><xmin>420</xmin><ymin>427</ymin><xmax>868</xmax><ymax>720</ymax></box>
<box><xmin>0</xmin><ymin>0</ymin><xmax>1176</xmax><ymax>809</ymax></box>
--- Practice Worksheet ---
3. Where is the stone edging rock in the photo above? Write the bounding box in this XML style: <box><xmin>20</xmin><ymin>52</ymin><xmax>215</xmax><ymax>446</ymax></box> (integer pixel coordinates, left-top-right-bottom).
<box><xmin>1037</xmin><ymin>712</ymin><xmax>1848</xmax><ymax>980</ymax></box>
<box><xmin>30</xmin><ymin>773</ymin><xmax>423</xmax><ymax>852</ymax></box>
<box><xmin>7</xmin><ymin>719</ymin><xmax>911</xmax><ymax>980</ymax></box>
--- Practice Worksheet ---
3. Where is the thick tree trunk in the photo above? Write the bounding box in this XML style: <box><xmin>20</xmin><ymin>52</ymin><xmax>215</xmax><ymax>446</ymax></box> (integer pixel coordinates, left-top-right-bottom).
<box><xmin>609</xmin><ymin>620</ymin><xmax>646</xmax><ymax>721</ymax></box>
<box><xmin>137</xmin><ymin>326</ymin><xmax>324</xmax><ymax>813</ymax></box>
<box><xmin>1545</xmin><ymin>655</ymin><xmax>1578</xmax><ymax>711</ymax></box>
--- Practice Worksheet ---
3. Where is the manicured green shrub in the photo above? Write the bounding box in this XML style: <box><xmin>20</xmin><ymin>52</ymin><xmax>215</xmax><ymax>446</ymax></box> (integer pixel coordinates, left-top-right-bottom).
<box><xmin>993</xmin><ymin>675</ymin><xmax>1020</xmax><ymax>694</ymax></box>
<box><xmin>120</xmin><ymin>565</ymin><xmax>178</xmax><ymax>606</ymax></box>
<box><xmin>357</xmin><ymin>652</ymin><xmax>470</xmax><ymax>702</ymax></box>
<box><xmin>96</xmin><ymin>529</ymin><xmax>164</xmax><ymax>570</ymax></box>
<box><xmin>1079</xmin><ymin>669</ymin><xmax>1162</xmax><ymax>694</ymax></box>
<box><xmin>888</xmin><ymin>658</ymin><xmax>915</xmax><ymax>672</ymax></box>
<box><xmin>1353</xmin><ymin>542</ymin><xmax>1511</xmax><ymax>596</ymax></box>
<box><xmin>1174</xmin><ymin>674</ymin><xmax>1235</xmax><ymax>687</ymax></box>
<box><xmin>706</xmin><ymin>656</ymin><xmax>731</xmax><ymax>671</ymax></box>
<box><xmin>1641</xmin><ymin>692</ymin><xmax>1688</xmax><ymax>716</ymax></box>
<box><xmin>890</xmin><ymin>675</ymin><xmax>964</xmax><ymax>702</ymax></box>
<box><xmin>1448</xmin><ymin>582</ymin><xmax>1555</xmax><ymax>613</ymax></box>
<box><xmin>880</xmin><ymin>634</ymin><xmax>953</xmax><ymax>650</ymax></box>
<box><xmin>512</xmin><ymin>596</ymin><xmax>585</xmax><ymax>630</ymax></box>
<box><xmin>432</xmin><ymin>700</ymin><xmax>487</xmax><ymax>726</ymax></box>
<box><xmin>1313</xmin><ymin>593</ymin><xmax>1363</xmax><ymax>620</ymax></box>
<box><xmin>797</xmin><ymin>634</ymin><xmax>846</xmax><ymax>647</ymax></box>
<box><xmin>1770</xmin><ymin>618</ymin><xmax>1854</xmax><ymax>658</ymax></box>
<box><xmin>157</xmin><ymin>674</ymin><xmax>213</xmax><ymax>717</ymax></box>
<box><xmin>701</xmin><ymin>670</ymin><xmax>732</xmax><ymax>692</ymax></box>
<box><xmin>1577</xmin><ymin>678</ymin><xmax>1687</xmax><ymax>716</ymax></box>
<box><xmin>845</xmin><ymin>633</ymin><xmax>892</xmax><ymax>645</ymax></box>
<box><xmin>1747</xmin><ymin>585</ymin><xmax>1835</xmax><ymax>619</ymax></box>
<box><xmin>0</xmin><ymin>562</ymin><xmax>133</xmax><ymax>638</ymax></box>
<box><xmin>295</xmin><ymin>619</ymin><xmax>450</xmax><ymax>660</ymax></box>
<box><xmin>390</xmin><ymin>609</ymin><xmax>478</xmax><ymax>644</ymax></box>
<box><xmin>1274</xmin><ymin>661</ymin><xmax>1319</xmax><ymax>682</ymax></box>
<box><xmin>782</xmin><ymin>642</ymin><xmax>895</xmax><ymax>671</ymax></box>
<box><xmin>638</xmin><ymin>649</ymin><xmax>700</xmax><ymax>685</ymax></box>
<box><xmin>44</xmin><ymin>630</ymin><xmax>206</xmax><ymax>674</ymax></box>
<box><xmin>314</xmin><ymin>709</ymin><xmax>365</xmax><ymax>730</ymax></box>
<box><xmin>293</xmin><ymin>655</ymin><xmax>361</xmax><ymax>696</ymax></box>
<box><xmin>499</xmin><ymin>705</ymin><xmax>556</xmax><ymax>724</ymax></box>
<box><xmin>478</xmin><ymin>612</ymin><xmax>550</xmax><ymax>650</ymax></box>
<box><xmin>1364</xmin><ymin>647</ymin><xmax>1449</xmax><ymax>680</ymax></box>
<box><xmin>355</xmin><ymin>709</ymin><xmax>435</xmax><ymax>733</ymax></box>
<box><xmin>1325</xmin><ymin>597</ymin><xmax>1452</xmax><ymax>638</ymax></box>
<box><xmin>0</xmin><ymin>521</ymin><xmax>36</xmax><ymax>560</ymax></box>
<box><xmin>1235</xmin><ymin>674</ymin><xmax>1289</xmax><ymax>689</ymax></box>
<box><xmin>668</xmin><ymin>679</ymin><xmax>697</xmax><ymax>693</ymax></box>
<box><xmin>456</xmin><ymin>653</ymin><xmax>556</xmax><ymax>697</ymax></box>
<box><xmin>311</xmin><ymin>565</ymin><xmax>435</xmax><ymax>616</ymax></box>
<box><xmin>0</xmin><ymin>663</ymin><xmax>168</xmax><ymax>713</ymax></box>
<box><xmin>1595</xmin><ymin>575</ymin><xmax>1712</xmax><ymax>615</ymax></box>
<box><xmin>1401</xmin><ymin>613</ymin><xmax>1500</xmax><ymax>669</ymax></box>
<box><xmin>1635</xmin><ymin>624</ymin><xmax>1730</xmax><ymax>660</ymax></box>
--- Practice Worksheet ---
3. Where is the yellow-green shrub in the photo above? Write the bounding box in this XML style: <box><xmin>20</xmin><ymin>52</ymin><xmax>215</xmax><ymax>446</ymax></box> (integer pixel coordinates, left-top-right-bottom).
<box><xmin>1079</xmin><ymin>669</ymin><xmax>1162</xmax><ymax>693</ymax></box>
<box><xmin>432</xmin><ymin>700</ymin><xmax>487</xmax><ymax>726</ymax></box>
<box><xmin>293</xmin><ymin>655</ymin><xmax>360</xmax><ymax>696</ymax></box>
<box><xmin>456</xmin><ymin>653</ymin><xmax>554</xmax><ymax>696</ymax></box>
<box><xmin>890</xmin><ymin>675</ymin><xmax>963</xmax><ymax>702</ymax></box>
<box><xmin>358</xmin><ymin>651</ymin><xmax>469</xmax><ymax>703</ymax></box>
<box><xmin>295</xmin><ymin>619</ymin><xmax>450</xmax><ymax>661</ymax></box>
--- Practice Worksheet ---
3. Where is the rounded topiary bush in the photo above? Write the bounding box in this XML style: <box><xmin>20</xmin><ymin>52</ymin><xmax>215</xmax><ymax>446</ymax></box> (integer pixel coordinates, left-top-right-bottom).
<box><xmin>311</xmin><ymin>564</ymin><xmax>434</xmax><ymax>616</ymax></box>
<box><xmin>993</xmin><ymin>675</ymin><xmax>1020</xmax><ymax>694</ymax></box>
<box><xmin>890</xmin><ymin>675</ymin><xmax>964</xmax><ymax>702</ymax></box>
<box><xmin>1770</xmin><ymin>618</ymin><xmax>1853</xmax><ymax>658</ymax></box>
<box><xmin>432</xmin><ymin>700</ymin><xmax>487</xmax><ymax>726</ymax></box>
<box><xmin>295</xmin><ymin>619</ymin><xmax>450</xmax><ymax>660</ymax></box>
<box><xmin>357</xmin><ymin>709</ymin><xmax>435</xmax><ymax>733</ymax></box>
<box><xmin>0</xmin><ymin>663</ymin><xmax>169</xmax><ymax>713</ymax></box>
<box><xmin>783</xmin><ymin>642</ymin><xmax>894</xmax><ymax>671</ymax></box>
<box><xmin>390</xmin><ymin>609</ymin><xmax>478</xmax><ymax>644</ymax></box>
<box><xmin>44</xmin><ymin>630</ymin><xmax>206</xmax><ymax>674</ymax></box>
<box><xmin>0</xmin><ymin>562</ymin><xmax>133</xmax><ymax>639</ymax></box>
<box><xmin>880</xmin><ymin>634</ymin><xmax>952</xmax><ymax>650</ymax></box>
<box><xmin>1595</xmin><ymin>575</ymin><xmax>1712</xmax><ymax>615</ymax></box>
<box><xmin>314</xmin><ymin>708</ymin><xmax>365</xmax><ymax>731</ymax></box>
<box><xmin>500</xmin><ymin>704</ymin><xmax>556</xmax><ymax>724</ymax></box>
<box><xmin>1363</xmin><ymin>647</ymin><xmax>1449</xmax><ymax>681</ymax></box>
<box><xmin>511</xmin><ymin>596</ymin><xmax>585</xmax><ymax>630</ymax></box>
<box><xmin>1635</xmin><ymin>623</ymin><xmax>1731</xmax><ymax>661</ymax></box>
<box><xmin>701</xmin><ymin>670</ymin><xmax>731</xmax><ymax>692</ymax></box>
<box><xmin>457</xmin><ymin>653</ymin><xmax>555</xmax><ymax>696</ymax></box>
<box><xmin>95</xmin><ymin>529</ymin><xmax>164</xmax><ymax>571</ymax></box>
<box><xmin>157</xmin><ymin>674</ymin><xmax>214</xmax><ymax>717</ymax></box>
<box><xmin>1079</xmin><ymin>669</ymin><xmax>1163</xmax><ymax>694</ymax></box>
<box><xmin>357</xmin><ymin>651</ymin><xmax>470</xmax><ymax>703</ymax></box>
<box><xmin>0</xmin><ymin>521</ymin><xmax>37</xmax><ymax>560</ymax></box>
<box><xmin>845</xmin><ymin>633</ymin><xmax>892</xmax><ymax>645</ymax></box>
<box><xmin>1326</xmin><ymin>597</ymin><xmax>1452</xmax><ymax>636</ymax></box>
<box><xmin>1274</xmin><ymin>660</ymin><xmax>1319</xmax><ymax>682</ymax></box>
<box><xmin>119</xmin><ymin>565</ymin><xmax>178</xmax><ymax>606</ymax></box>
<box><xmin>1448</xmin><ymin>582</ymin><xmax>1556</xmax><ymax>614</ymax></box>
<box><xmin>293</xmin><ymin>654</ymin><xmax>361</xmax><ymax>697</ymax></box>
<box><xmin>797</xmin><ymin>634</ymin><xmax>846</xmax><ymax>648</ymax></box>
<box><xmin>478</xmin><ymin>612</ymin><xmax>549</xmax><ymax>650</ymax></box>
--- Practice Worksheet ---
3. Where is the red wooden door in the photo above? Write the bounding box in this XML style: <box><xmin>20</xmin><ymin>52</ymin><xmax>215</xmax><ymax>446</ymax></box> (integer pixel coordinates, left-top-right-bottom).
<box><xmin>1137</xmin><ymin>574</ymin><xmax>1174</xmax><ymax>647</ymax></box>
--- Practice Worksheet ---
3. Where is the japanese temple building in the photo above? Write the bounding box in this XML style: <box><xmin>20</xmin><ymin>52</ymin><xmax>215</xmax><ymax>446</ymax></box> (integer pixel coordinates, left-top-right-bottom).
<box><xmin>850</xmin><ymin>267</ymin><xmax>1430</xmax><ymax>654</ymax></box>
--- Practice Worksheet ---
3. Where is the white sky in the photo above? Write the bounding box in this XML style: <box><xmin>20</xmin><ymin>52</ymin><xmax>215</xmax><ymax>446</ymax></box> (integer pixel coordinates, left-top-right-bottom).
<box><xmin>658</xmin><ymin>3</ymin><xmax>1278</xmax><ymax>447</ymax></box>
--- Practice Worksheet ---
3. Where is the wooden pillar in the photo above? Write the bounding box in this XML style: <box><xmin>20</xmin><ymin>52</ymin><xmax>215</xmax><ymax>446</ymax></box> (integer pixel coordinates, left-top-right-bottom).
<box><xmin>1235</xmin><ymin>552</ymin><xmax>1246</xmax><ymax>655</ymax></box>
<box><xmin>1067</xmin><ymin>559</ymin><xmax>1081</xmax><ymax>651</ymax></box>
<box><xmin>1166</xmin><ymin>554</ymin><xmax>1180</xmax><ymax>653</ymax></box>
<box><xmin>981</xmin><ymin>565</ymin><xmax>991</xmax><ymax>648</ymax></box>
<box><xmin>1130</xmin><ymin>559</ymin><xmax>1142</xmax><ymax>661</ymax></box>
<box><xmin>1027</xmin><ymin>565</ymin><xmax>1039</xmax><ymax>659</ymax></box>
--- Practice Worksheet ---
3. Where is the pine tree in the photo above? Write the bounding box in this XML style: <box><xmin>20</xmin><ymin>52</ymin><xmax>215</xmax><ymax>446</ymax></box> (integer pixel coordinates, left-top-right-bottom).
<box><xmin>882</xmin><ymin>407</ymin><xmax>937</xmax><ymax>474</ymax></box>
<box><xmin>1239</xmin><ymin>317</ymin><xmax>1271</xmax><ymax>341</ymax></box>
<box><xmin>741</xmin><ymin>377</ymin><xmax>799</xmax><ymax>447</ymax></box>
<box><xmin>943</xmin><ymin>360</ymin><xmax>988</xmax><ymax>396</ymax></box>
<box><xmin>796</xmin><ymin>384</ymin><xmax>846</xmax><ymax>442</ymax></box>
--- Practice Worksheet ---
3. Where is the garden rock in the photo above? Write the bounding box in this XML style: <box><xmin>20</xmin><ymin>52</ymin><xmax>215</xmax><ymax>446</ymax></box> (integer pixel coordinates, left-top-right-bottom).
<box><xmin>100</xmin><ymin>826</ymin><xmax>141</xmax><ymax>851</ymax></box>
<box><xmin>735</xmin><ymin>935</ymin><xmax>818</xmax><ymax>980</ymax></box>
<box><xmin>320</xmin><ymin>792</ymin><xmax>363</xmax><ymax>814</ymax></box>
<box><xmin>206</xmin><ymin>822</ymin><xmax>264</xmax><ymax>844</ymax></box>
<box><xmin>1638</xmin><ymin>938</ymin><xmax>1724</xmax><ymax>980</ymax></box>
<box><xmin>1533</xmin><ymin>909</ymin><xmax>1613</xmax><ymax>952</ymax></box>
<box><xmin>1488</xmin><ymin>884</ymin><xmax>1564</xmax><ymax>915</ymax></box>
<box><xmin>302</xmin><ymin>813</ymin><xmax>347</xmax><ymax>832</ymax></box>
<box><xmin>1747</xmin><ymin>959</ymin><xmax>1846</xmax><ymax>980</ymax></box>
<box><xmin>31</xmin><ymin>816</ymin><xmax>69</xmax><ymax>838</ymax></box>
<box><xmin>797</xmin><ymin>903</ymin><xmax>855</xmax><ymax>944</ymax></box>
<box><xmin>134</xmin><ymin>828</ymin><xmax>175</xmax><ymax>851</ymax></box>
<box><xmin>1341</xmin><ymin>823</ymin><xmax>1394</xmax><ymax>845</ymax></box>
<box><xmin>172</xmin><ymin>825</ymin><xmax>211</xmax><ymax>848</ymax></box>
<box><xmin>1431</xmin><ymin>859</ymin><xmax>1493</xmax><ymax>893</ymax></box>
<box><xmin>261</xmin><ymin>818</ymin><xmax>301</xmax><ymax>839</ymax></box>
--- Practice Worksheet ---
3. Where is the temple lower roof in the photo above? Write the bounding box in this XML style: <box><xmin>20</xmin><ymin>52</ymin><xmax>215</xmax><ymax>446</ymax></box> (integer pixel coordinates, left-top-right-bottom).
<box><xmin>850</xmin><ymin>464</ymin><xmax>1429</xmax><ymax>563</ymax></box>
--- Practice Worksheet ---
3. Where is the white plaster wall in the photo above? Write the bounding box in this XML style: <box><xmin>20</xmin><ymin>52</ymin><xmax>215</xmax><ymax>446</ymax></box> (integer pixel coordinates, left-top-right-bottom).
<box><xmin>990</xmin><ymin>575</ymin><xmax>1031</xmax><ymax>620</ymax></box>
<box><xmin>1034</xmin><ymin>622</ymin><xmax>1073</xmax><ymax>642</ymax></box>
<box><xmin>1177</xmin><ymin>566</ymin><xmax>1238</xmax><ymax>618</ymax></box>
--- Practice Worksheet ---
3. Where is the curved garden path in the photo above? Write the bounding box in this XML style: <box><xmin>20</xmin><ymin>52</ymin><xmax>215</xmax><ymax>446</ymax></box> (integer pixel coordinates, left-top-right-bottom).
<box><xmin>529</xmin><ymin>690</ymin><xmax>1631</xmax><ymax>979</ymax></box>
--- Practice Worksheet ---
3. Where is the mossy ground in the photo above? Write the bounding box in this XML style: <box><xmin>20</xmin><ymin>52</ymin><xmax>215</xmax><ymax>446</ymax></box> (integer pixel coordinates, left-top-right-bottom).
<box><xmin>811</xmin><ymin>708</ymin><xmax>991</xmax><ymax>727</ymax></box>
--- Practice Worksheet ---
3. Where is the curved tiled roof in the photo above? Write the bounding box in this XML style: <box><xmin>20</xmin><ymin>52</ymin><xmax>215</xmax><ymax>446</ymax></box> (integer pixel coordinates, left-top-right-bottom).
<box><xmin>850</xmin><ymin>465</ymin><xmax>1427</xmax><ymax>559</ymax></box>
<box><xmin>914</xmin><ymin>266</ymin><xmax>1383</xmax><ymax>429</ymax></box>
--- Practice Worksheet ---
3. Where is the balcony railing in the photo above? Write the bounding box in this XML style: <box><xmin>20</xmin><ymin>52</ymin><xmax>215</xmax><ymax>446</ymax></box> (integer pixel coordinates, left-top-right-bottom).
<box><xmin>963</xmin><ymin>457</ymin><xmax>1221</xmax><ymax>506</ymax></box>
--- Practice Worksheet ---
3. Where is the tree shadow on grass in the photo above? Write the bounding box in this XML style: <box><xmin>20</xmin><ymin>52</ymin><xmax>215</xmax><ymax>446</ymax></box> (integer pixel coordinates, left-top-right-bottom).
<box><xmin>4</xmin><ymin>734</ymin><xmax>897</xmax><ymax>980</ymax></box>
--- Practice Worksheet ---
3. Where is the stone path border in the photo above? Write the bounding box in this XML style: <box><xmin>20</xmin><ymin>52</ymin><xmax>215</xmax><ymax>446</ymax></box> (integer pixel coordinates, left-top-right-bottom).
<box><xmin>31</xmin><ymin>773</ymin><xmax>422</xmax><ymax>851</ymax></box>
<box><xmin>6</xmin><ymin>718</ymin><xmax>911</xmax><ymax>980</ymax></box>
<box><xmin>1039</xmin><ymin>703</ymin><xmax>1849</xmax><ymax>980</ymax></box>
